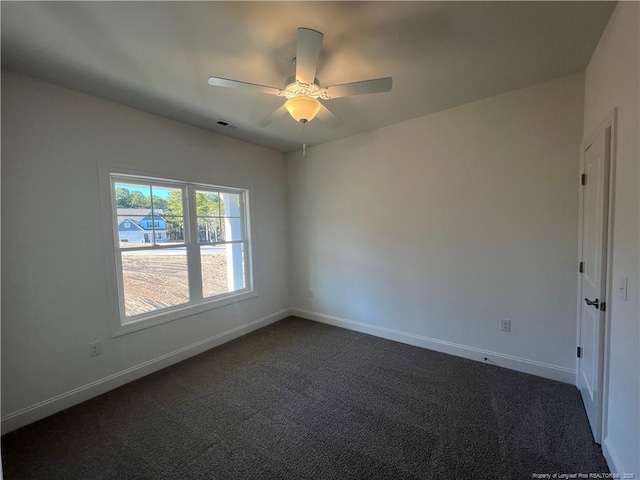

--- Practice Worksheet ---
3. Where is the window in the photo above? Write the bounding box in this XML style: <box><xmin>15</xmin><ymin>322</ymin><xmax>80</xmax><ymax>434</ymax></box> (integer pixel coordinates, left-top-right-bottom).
<box><xmin>107</xmin><ymin>172</ymin><xmax>253</xmax><ymax>334</ymax></box>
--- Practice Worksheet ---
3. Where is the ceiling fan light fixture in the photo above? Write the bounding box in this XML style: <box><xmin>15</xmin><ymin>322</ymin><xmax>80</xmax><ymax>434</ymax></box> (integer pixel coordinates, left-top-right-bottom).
<box><xmin>284</xmin><ymin>96</ymin><xmax>321</xmax><ymax>123</ymax></box>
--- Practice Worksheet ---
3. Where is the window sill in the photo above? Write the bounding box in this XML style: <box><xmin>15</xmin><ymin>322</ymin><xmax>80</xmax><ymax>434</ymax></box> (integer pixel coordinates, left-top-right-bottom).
<box><xmin>111</xmin><ymin>290</ymin><xmax>258</xmax><ymax>337</ymax></box>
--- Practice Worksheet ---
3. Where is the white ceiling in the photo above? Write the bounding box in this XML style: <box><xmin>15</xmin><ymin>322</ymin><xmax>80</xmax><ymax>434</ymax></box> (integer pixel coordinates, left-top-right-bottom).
<box><xmin>1</xmin><ymin>1</ymin><xmax>615</xmax><ymax>153</ymax></box>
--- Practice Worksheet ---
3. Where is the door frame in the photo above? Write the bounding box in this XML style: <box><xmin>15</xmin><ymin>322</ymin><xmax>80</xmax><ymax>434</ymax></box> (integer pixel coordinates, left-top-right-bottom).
<box><xmin>575</xmin><ymin>108</ymin><xmax>617</xmax><ymax>444</ymax></box>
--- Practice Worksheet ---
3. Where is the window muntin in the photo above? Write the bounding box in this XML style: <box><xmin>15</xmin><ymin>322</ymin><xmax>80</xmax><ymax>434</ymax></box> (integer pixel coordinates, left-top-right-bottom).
<box><xmin>110</xmin><ymin>174</ymin><xmax>252</xmax><ymax>326</ymax></box>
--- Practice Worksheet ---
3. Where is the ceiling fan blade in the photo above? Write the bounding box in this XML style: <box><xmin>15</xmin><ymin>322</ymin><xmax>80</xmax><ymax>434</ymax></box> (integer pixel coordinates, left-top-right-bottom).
<box><xmin>295</xmin><ymin>28</ymin><xmax>323</xmax><ymax>84</ymax></box>
<box><xmin>257</xmin><ymin>105</ymin><xmax>288</xmax><ymax>127</ymax></box>
<box><xmin>316</xmin><ymin>103</ymin><xmax>343</xmax><ymax>128</ymax></box>
<box><xmin>208</xmin><ymin>77</ymin><xmax>281</xmax><ymax>96</ymax></box>
<box><xmin>323</xmin><ymin>77</ymin><xmax>393</xmax><ymax>99</ymax></box>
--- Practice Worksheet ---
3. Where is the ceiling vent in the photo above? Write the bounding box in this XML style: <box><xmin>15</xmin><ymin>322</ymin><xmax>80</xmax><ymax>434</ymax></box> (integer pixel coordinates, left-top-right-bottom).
<box><xmin>216</xmin><ymin>120</ymin><xmax>239</xmax><ymax>129</ymax></box>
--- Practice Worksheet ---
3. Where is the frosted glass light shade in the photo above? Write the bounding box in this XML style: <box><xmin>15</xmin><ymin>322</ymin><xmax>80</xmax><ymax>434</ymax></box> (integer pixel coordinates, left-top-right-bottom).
<box><xmin>284</xmin><ymin>97</ymin><xmax>321</xmax><ymax>123</ymax></box>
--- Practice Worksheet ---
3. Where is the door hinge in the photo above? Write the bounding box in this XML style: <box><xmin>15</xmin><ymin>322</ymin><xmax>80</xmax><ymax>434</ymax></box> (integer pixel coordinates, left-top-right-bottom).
<box><xmin>581</xmin><ymin>173</ymin><xmax>587</xmax><ymax>185</ymax></box>
<box><xmin>579</xmin><ymin>261</ymin><xmax>584</xmax><ymax>273</ymax></box>
<box><xmin>600</xmin><ymin>302</ymin><xmax>606</xmax><ymax>312</ymax></box>
<box><xmin>577</xmin><ymin>346</ymin><xmax>582</xmax><ymax>358</ymax></box>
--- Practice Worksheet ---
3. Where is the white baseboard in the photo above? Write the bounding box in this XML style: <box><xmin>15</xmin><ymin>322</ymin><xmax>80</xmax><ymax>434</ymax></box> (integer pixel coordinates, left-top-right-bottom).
<box><xmin>1</xmin><ymin>308</ymin><xmax>291</xmax><ymax>434</ymax></box>
<box><xmin>602</xmin><ymin>437</ymin><xmax>624</xmax><ymax>475</ymax></box>
<box><xmin>291</xmin><ymin>308</ymin><xmax>575</xmax><ymax>385</ymax></box>
<box><xmin>1</xmin><ymin>307</ymin><xmax>578</xmax><ymax>435</ymax></box>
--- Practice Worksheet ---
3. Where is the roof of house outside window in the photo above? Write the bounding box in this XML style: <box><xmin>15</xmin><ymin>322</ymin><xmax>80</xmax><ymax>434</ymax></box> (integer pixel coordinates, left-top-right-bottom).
<box><xmin>118</xmin><ymin>219</ymin><xmax>145</xmax><ymax>231</ymax></box>
<box><xmin>116</xmin><ymin>208</ymin><xmax>165</xmax><ymax>217</ymax></box>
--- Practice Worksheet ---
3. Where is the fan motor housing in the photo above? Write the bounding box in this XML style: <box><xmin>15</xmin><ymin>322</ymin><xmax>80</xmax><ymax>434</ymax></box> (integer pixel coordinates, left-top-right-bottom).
<box><xmin>281</xmin><ymin>76</ymin><xmax>327</xmax><ymax>100</ymax></box>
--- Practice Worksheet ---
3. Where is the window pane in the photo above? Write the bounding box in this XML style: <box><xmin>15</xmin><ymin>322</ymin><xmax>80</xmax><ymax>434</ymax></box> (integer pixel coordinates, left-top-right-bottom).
<box><xmin>163</xmin><ymin>212</ymin><xmax>185</xmax><ymax>244</ymax></box>
<box><xmin>115</xmin><ymin>182</ymin><xmax>152</xmax><ymax>209</ymax></box>
<box><xmin>115</xmin><ymin>183</ymin><xmax>151</xmax><ymax>247</ymax></box>
<box><xmin>197</xmin><ymin>217</ymin><xmax>222</xmax><ymax>243</ymax></box>
<box><xmin>225</xmin><ymin>217</ymin><xmax>243</xmax><ymax>241</ymax></box>
<box><xmin>117</xmin><ymin>214</ymin><xmax>153</xmax><ymax>247</ymax></box>
<box><xmin>195</xmin><ymin>190</ymin><xmax>221</xmax><ymax>217</ymax></box>
<box><xmin>115</xmin><ymin>182</ymin><xmax>185</xmax><ymax>247</ymax></box>
<box><xmin>201</xmin><ymin>243</ymin><xmax>246</xmax><ymax>298</ymax></box>
<box><xmin>121</xmin><ymin>248</ymin><xmax>189</xmax><ymax>317</ymax></box>
<box><xmin>218</xmin><ymin>221</ymin><xmax>227</xmax><ymax>242</ymax></box>
<box><xmin>152</xmin><ymin>186</ymin><xmax>184</xmax><ymax>245</ymax></box>
<box><xmin>221</xmin><ymin>192</ymin><xmax>240</xmax><ymax>218</ymax></box>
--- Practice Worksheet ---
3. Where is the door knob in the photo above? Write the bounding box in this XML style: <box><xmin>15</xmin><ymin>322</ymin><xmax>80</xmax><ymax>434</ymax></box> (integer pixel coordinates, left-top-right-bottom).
<box><xmin>584</xmin><ymin>298</ymin><xmax>599</xmax><ymax>309</ymax></box>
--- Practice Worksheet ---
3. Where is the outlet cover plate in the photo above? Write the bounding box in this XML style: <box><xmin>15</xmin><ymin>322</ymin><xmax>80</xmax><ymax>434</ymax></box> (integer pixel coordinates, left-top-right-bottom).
<box><xmin>89</xmin><ymin>341</ymin><xmax>102</xmax><ymax>357</ymax></box>
<box><xmin>500</xmin><ymin>318</ymin><xmax>511</xmax><ymax>332</ymax></box>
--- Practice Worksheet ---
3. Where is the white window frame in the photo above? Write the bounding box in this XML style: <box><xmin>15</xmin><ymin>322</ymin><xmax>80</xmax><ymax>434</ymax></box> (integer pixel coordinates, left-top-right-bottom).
<box><xmin>100</xmin><ymin>166</ymin><xmax>256</xmax><ymax>336</ymax></box>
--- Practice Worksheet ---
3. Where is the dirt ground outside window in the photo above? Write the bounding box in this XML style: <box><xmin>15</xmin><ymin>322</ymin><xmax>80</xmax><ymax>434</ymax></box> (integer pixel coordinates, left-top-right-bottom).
<box><xmin>122</xmin><ymin>254</ymin><xmax>228</xmax><ymax>316</ymax></box>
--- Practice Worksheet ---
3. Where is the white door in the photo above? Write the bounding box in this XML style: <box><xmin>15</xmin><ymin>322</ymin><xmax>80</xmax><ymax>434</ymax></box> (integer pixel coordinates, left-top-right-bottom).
<box><xmin>577</xmin><ymin>121</ymin><xmax>611</xmax><ymax>443</ymax></box>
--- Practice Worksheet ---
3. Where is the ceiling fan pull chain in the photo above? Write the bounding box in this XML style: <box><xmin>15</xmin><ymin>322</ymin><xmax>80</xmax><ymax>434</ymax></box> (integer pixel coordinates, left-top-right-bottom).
<box><xmin>302</xmin><ymin>121</ymin><xmax>306</xmax><ymax>157</ymax></box>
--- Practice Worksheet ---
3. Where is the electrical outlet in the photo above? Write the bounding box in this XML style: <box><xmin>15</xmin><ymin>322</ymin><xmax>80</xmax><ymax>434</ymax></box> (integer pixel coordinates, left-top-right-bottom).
<box><xmin>89</xmin><ymin>341</ymin><xmax>102</xmax><ymax>357</ymax></box>
<box><xmin>500</xmin><ymin>318</ymin><xmax>511</xmax><ymax>332</ymax></box>
<box><xmin>308</xmin><ymin>288</ymin><xmax>315</xmax><ymax>298</ymax></box>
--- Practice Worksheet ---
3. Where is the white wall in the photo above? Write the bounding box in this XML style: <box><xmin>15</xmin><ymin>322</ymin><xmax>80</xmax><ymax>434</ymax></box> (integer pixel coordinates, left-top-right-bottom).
<box><xmin>1</xmin><ymin>71</ymin><xmax>289</xmax><ymax>432</ymax></box>
<box><xmin>288</xmin><ymin>74</ymin><xmax>585</xmax><ymax>383</ymax></box>
<box><xmin>583</xmin><ymin>2</ymin><xmax>640</xmax><ymax>475</ymax></box>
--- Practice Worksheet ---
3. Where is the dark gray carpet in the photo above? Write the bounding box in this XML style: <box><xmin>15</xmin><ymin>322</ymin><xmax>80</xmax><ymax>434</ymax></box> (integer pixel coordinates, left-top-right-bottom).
<box><xmin>2</xmin><ymin>316</ymin><xmax>608</xmax><ymax>479</ymax></box>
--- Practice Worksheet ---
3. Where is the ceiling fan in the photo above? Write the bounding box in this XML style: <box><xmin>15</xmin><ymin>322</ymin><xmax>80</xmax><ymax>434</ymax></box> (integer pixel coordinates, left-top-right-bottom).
<box><xmin>207</xmin><ymin>27</ymin><xmax>393</xmax><ymax>128</ymax></box>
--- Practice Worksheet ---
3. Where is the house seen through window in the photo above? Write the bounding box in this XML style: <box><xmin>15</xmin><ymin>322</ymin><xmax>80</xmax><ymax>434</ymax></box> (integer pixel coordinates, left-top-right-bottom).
<box><xmin>110</xmin><ymin>174</ymin><xmax>252</xmax><ymax>325</ymax></box>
